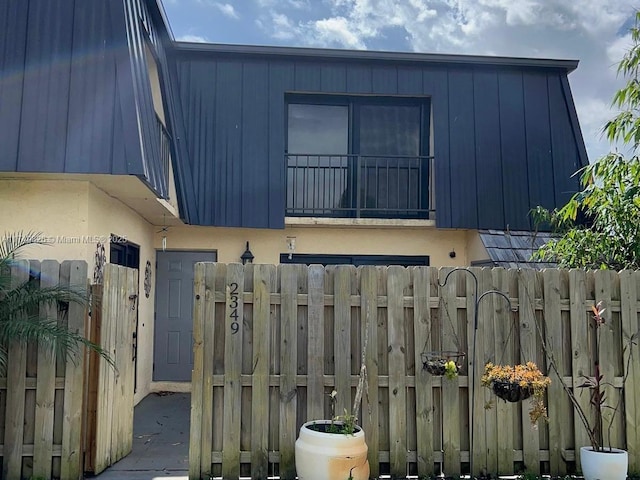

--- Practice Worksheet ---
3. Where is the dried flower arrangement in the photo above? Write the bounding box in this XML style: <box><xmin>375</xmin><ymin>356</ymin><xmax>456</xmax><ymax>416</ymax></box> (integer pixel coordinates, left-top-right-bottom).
<box><xmin>481</xmin><ymin>361</ymin><xmax>551</xmax><ymax>424</ymax></box>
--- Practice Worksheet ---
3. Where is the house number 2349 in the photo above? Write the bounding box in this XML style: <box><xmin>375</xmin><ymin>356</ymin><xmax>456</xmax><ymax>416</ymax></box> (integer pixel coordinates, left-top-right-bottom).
<box><xmin>228</xmin><ymin>282</ymin><xmax>240</xmax><ymax>334</ymax></box>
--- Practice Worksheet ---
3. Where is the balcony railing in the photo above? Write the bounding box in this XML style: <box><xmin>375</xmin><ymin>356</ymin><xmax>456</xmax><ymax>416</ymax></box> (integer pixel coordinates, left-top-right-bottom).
<box><xmin>286</xmin><ymin>154</ymin><xmax>434</xmax><ymax>219</ymax></box>
<box><xmin>156</xmin><ymin>114</ymin><xmax>171</xmax><ymax>190</ymax></box>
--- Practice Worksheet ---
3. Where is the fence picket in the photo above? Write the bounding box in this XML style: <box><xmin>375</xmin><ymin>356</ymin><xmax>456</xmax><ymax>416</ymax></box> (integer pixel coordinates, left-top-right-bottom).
<box><xmin>189</xmin><ymin>263</ymin><xmax>206</xmax><ymax>480</ymax></box>
<box><xmin>387</xmin><ymin>266</ymin><xmax>408</xmax><ymax>477</ymax></box>
<box><xmin>518</xmin><ymin>269</ymin><xmax>540</xmax><ymax>473</ymax></box>
<box><xmin>473</xmin><ymin>267</ymin><xmax>495</xmax><ymax>474</ymax></box>
<box><xmin>334</xmin><ymin>266</ymin><xmax>353</xmax><ymax>417</ymax></box>
<box><xmin>570</xmin><ymin>269</ymin><xmax>591</xmax><ymax>464</ymax></box>
<box><xmin>32</xmin><ymin>260</ymin><xmax>59</xmax><ymax>479</ymax></box>
<box><xmin>222</xmin><ymin>264</ymin><xmax>244</xmax><ymax>478</ymax></box>
<box><xmin>307</xmin><ymin>266</ymin><xmax>325</xmax><ymax>421</ymax></box>
<box><xmin>413</xmin><ymin>266</ymin><xmax>433</xmax><ymax>476</ymax></box>
<box><xmin>251</xmin><ymin>264</ymin><xmax>273</xmax><ymax>479</ymax></box>
<box><xmin>3</xmin><ymin>261</ymin><xmax>29</xmax><ymax>480</ymax></box>
<box><xmin>543</xmin><ymin>269</ymin><xmax>568</xmax><ymax>475</ymax></box>
<box><xmin>492</xmin><ymin>268</ymin><xmax>514</xmax><ymax>474</ymax></box>
<box><xmin>200</xmin><ymin>263</ymin><xmax>217</xmax><ymax>475</ymax></box>
<box><xmin>361</xmin><ymin>266</ymin><xmax>380</xmax><ymax>479</ymax></box>
<box><xmin>620</xmin><ymin>270</ymin><xmax>640</xmax><ymax>465</ymax></box>
<box><xmin>440</xmin><ymin>267</ymin><xmax>461</xmax><ymax>475</ymax></box>
<box><xmin>60</xmin><ymin>261</ymin><xmax>88</xmax><ymax>479</ymax></box>
<box><xmin>279</xmin><ymin>264</ymin><xmax>298</xmax><ymax>479</ymax></box>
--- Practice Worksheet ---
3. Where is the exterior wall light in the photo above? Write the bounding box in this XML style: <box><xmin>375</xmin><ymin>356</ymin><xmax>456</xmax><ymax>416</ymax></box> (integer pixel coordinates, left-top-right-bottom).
<box><xmin>241</xmin><ymin>241</ymin><xmax>254</xmax><ymax>264</ymax></box>
<box><xmin>286</xmin><ymin>236</ymin><xmax>296</xmax><ymax>260</ymax></box>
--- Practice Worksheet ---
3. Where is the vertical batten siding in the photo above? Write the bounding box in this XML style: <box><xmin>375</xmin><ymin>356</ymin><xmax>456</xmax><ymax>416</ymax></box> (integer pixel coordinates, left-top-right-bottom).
<box><xmin>216</xmin><ymin>61</ymin><xmax>243</xmax><ymax>225</ymax></box>
<box><xmin>347</xmin><ymin>64</ymin><xmax>373</xmax><ymax>93</ymax></box>
<box><xmin>372</xmin><ymin>65</ymin><xmax>399</xmax><ymax>94</ymax></box>
<box><xmin>294</xmin><ymin>62</ymin><xmax>322</xmax><ymax>91</ymax></box>
<box><xmin>268</xmin><ymin>62</ymin><xmax>294</xmax><ymax>228</ymax></box>
<box><xmin>397</xmin><ymin>67</ymin><xmax>423</xmax><ymax>95</ymax></box>
<box><xmin>549</xmin><ymin>75</ymin><xmax>584</xmax><ymax>207</ymax></box>
<box><xmin>17</xmin><ymin>0</ymin><xmax>74</xmax><ymax>173</ymax></box>
<box><xmin>241</xmin><ymin>62</ymin><xmax>270</xmax><ymax>226</ymax></box>
<box><xmin>320</xmin><ymin>63</ymin><xmax>347</xmax><ymax>92</ymax></box>
<box><xmin>66</xmin><ymin>0</ymin><xmax>117</xmax><ymax>174</ymax></box>
<box><xmin>427</xmin><ymin>68</ymin><xmax>452</xmax><ymax>227</ymax></box>
<box><xmin>448</xmin><ymin>69</ymin><xmax>478</xmax><ymax>228</ymax></box>
<box><xmin>473</xmin><ymin>71</ymin><xmax>505</xmax><ymax>229</ymax></box>
<box><xmin>0</xmin><ymin>0</ymin><xmax>172</xmax><ymax>199</ymax></box>
<box><xmin>0</xmin><ymin>1</ymin><xmax>29</xmax><ymax>171</ymax></box>
<box><xmin>498</xmin><ymin>71</ymin><xmax>530</xmax><ymax>231</ymax></box>
<box><xmin>172</xmin><ymin>50</ymin><xmax>587</xmax><ymax>229</ymax></box>
<box><xmin>523</xmin><ymin>72</ymin><xmax>555</xmax><ymax>214</ymax></box>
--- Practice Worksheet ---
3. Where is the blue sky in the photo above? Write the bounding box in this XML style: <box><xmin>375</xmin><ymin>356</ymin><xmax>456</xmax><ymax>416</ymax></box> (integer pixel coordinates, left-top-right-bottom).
<box><xmin>162</xmin><ymin>0</ymin><xmax>637</xmax><ymax>161</ymax></box>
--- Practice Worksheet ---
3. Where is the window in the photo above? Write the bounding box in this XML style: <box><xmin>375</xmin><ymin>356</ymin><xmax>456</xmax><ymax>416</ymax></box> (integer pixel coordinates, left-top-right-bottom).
<box><xmin>286</xmin><ymin>95</ymin><xmax>431</xmax><ymax>218</ymax></box>
<box><xmin>109</xmin><ymin>235</ymin><xmax>140</xmax><ymax>269</ymax></box>
<box><xmin>280</xmin><ymin>253</ymin><xmax>430</xmax><ymax>267</ymax></box>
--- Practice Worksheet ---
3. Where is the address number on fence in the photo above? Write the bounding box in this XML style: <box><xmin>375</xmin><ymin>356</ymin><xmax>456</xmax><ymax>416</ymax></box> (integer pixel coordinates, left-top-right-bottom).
<box><xmin>228</xmin><ymin>282</ymin><xmax>240</xmax><ymax>334</ymax></box>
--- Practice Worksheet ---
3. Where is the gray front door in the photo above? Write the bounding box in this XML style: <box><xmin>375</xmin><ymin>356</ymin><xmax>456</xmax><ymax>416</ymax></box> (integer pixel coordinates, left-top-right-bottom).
<box><xmin>154</xmin><ymin>250</ymin><xmax>216</xmax><ymax>381</ymax></box>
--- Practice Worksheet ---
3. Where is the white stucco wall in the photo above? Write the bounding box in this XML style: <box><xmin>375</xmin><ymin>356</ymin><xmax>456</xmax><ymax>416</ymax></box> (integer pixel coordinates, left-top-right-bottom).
<box><xmin>153</xmin><ymin>221</ymin><xmax>473</xmax><ymax>267</ymax></box>
<box><xmin>0</xmin><ymin>178</ymin><xmax>156</xmax><ymax>404</ymax></box>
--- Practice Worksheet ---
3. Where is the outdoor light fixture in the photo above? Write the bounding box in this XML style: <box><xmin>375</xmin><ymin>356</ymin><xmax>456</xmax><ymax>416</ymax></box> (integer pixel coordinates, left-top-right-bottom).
<box><xmin>286</xmin><ymin>236</ymin><xmax>296</xmax><ymax>260</ymax></box>
<box><xmin>241</xmin><ymin>241</ymin><xmax>254</xmax><ymax>264</ymax></box>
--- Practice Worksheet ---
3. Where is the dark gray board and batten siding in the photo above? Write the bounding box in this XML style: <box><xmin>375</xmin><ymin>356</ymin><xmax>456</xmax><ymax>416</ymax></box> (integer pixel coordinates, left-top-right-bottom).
<box><xmin>0</xmin><ymin>0</ymin><xmax>172</xmax><ymax>200</ymax></box>
<box><xmin>173</xmin><ymin>46</ymin><xmax>588</xmax><ymax>230</ymax></box>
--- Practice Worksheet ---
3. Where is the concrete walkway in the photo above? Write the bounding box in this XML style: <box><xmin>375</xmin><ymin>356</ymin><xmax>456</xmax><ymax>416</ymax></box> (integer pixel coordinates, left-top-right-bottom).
<box><xmin>90</xmin><ymin>392</ymin><xmax>190</xmax><ymax>480</ymax></box>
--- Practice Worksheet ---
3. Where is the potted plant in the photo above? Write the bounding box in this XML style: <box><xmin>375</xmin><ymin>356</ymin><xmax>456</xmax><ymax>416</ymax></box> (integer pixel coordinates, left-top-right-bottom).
<box><xmin>295</xmin><ymin>388</ymin><xmax>370</xmax><ymax>480</ymax></box>
<box><xmin>295</xmin><ymin>319</ymin><xmax>370</xmax><ymax>480</ymax></box>
<box><xmin>481</xmin><ymin>361</ymin><xmax>551</xmax><ymax>424</ymax></box>
<box><xmin>537</xmin><ymin>302</ymin><xmax>633</xmax><ymax>480</ymax></box>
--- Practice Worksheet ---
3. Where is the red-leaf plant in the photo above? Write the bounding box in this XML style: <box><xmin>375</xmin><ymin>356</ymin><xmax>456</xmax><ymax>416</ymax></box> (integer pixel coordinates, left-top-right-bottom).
<box><xmin>537</xmin><ymin>301</ymin><xmax>638</xmax><ymax>452</ymax></box>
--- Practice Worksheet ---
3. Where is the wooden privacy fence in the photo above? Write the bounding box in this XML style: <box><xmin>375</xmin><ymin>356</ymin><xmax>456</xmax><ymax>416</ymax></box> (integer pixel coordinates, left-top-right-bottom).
<box><xmin>189</xmin><ymin>264</ymin><xmax>640</xmax><ymax>480</ymax></box>
<box><xmin>0</xmin><ymin>260</ymin><xmax>87</xmax><ymax>480</ymax></box>
<box><xmin>0</xmin><ymin>261</ymin><xmax>139</xmax><ymax>480</ymax></box>
<box><xmin>84</xmin><ymin>264</ymin><xmax>139</xmax><ymax>475</ymax></box>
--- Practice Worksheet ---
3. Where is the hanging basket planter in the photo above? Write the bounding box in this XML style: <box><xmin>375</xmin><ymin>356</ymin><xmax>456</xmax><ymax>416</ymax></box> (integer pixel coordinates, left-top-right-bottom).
<box><xmin>481</xmin><ymin>362</ymin><xmax>551</xmax><ymax>424</ymax></box>
<box><xmin>421</xmin><ymin>351</ymin><xmax>465</xmax><ymax>378</ymax></box>
<box><xmin>491</xmin><ymin>380</ymin><xmax>534</xmax><ymax>402</ymax></box>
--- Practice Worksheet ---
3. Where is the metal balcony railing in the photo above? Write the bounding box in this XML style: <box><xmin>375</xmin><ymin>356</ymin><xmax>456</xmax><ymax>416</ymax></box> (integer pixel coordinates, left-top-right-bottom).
<box><xmin>156</xmin><ymin>114</ymin><xmax>171</xmax><ymax>188</ymax></box>
<box><xmin>286</xmin><ymin>154</ymin><xmax>434</xmax><ymax>219</ymax></box>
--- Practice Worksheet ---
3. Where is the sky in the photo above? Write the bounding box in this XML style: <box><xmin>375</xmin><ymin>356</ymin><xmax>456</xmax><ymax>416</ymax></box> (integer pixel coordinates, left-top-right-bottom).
<box><xmin>162</xmin><ymin>0</ymin><xmax>637</xmax><ymax>162</ymax></box>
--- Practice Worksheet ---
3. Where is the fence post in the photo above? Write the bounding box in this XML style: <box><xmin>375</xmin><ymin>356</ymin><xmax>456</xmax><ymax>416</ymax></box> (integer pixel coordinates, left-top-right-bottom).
<box><xmin>189</xmin><ymin>263</ymin><xmax>206</xmax><ymax>480</ymax></box>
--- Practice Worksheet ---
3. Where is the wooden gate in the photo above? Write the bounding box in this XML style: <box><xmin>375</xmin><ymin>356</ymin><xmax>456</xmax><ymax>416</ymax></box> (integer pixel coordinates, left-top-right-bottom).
<box><xmin>84</xmin><ymin>264</ymin><xmax>139</xmax><ymax>474</ymax></box>
<box><xmin>189</xmin><ymin>264</ymin><xmax>640</xmax><ymax>480</ymax></box>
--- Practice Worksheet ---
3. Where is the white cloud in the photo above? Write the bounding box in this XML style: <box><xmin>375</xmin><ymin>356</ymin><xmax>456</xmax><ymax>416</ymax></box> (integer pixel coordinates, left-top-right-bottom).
<box><xmin>213</xmin><ymin>2</ymin><xmax>239</xmax><ymax>19</ymax></box>
<box><xmin>255</xmin><ymin>0</ymin><xmax>308</xmax><ymax>8</ymax></box>
<box><xmin>177</xmin><ymin>34</ymin><xmax>209</xmax><ymax>42</ymax></box>
<box><xmin>311</xmin><ymin>17</ymin><xmax>366</xmax><ymax>49</ymax></box>
<box><xmin>269</xmin><ymin>13</ymin><xmax>301</xmax><ymax>40</ymax></box>
<box><xmin>607</xmin><ymin>33</ymin><xmax>633</xmax><ymax>64</ymax></box>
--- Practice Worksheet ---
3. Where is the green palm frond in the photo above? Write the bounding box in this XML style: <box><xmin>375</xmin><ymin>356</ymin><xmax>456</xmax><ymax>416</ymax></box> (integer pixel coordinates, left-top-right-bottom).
<box><xmin>0</xmin><ymin>315</ymin><xmax>113</xmax><ymax>373</ymax></box>
<box><xmin>0</xmin><ymin>231</ymin><xmax>114</xmax><ymax>377</ymax></box>
<box><xmin>0</xmin><ymin>281</ymin><xmax>87</xmax><ymax>319</ymax></box>
<box><xmin>0</xmin><ymin>231</ymin><xmax>50</xmax><ymax>268</ymax></box>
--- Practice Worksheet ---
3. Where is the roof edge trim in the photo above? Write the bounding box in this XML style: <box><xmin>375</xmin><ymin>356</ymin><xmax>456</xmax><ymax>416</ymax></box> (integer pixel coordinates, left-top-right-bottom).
<box><xmin>173</xmin><ymin>42</ymin><xmax>579</xmax><ymax>71</ymax></box>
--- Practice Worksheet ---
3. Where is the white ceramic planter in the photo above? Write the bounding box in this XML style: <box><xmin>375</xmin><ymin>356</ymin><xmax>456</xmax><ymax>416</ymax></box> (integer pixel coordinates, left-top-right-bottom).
<box><xmin>580</xmin><ymin>446</ymin><xmax>628</xmax><ymax>480</ymax></box>
<box><xmin>295</xmin><ymin>420</ymin><xmax>370</xmax><ymax>480</ymax></box>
